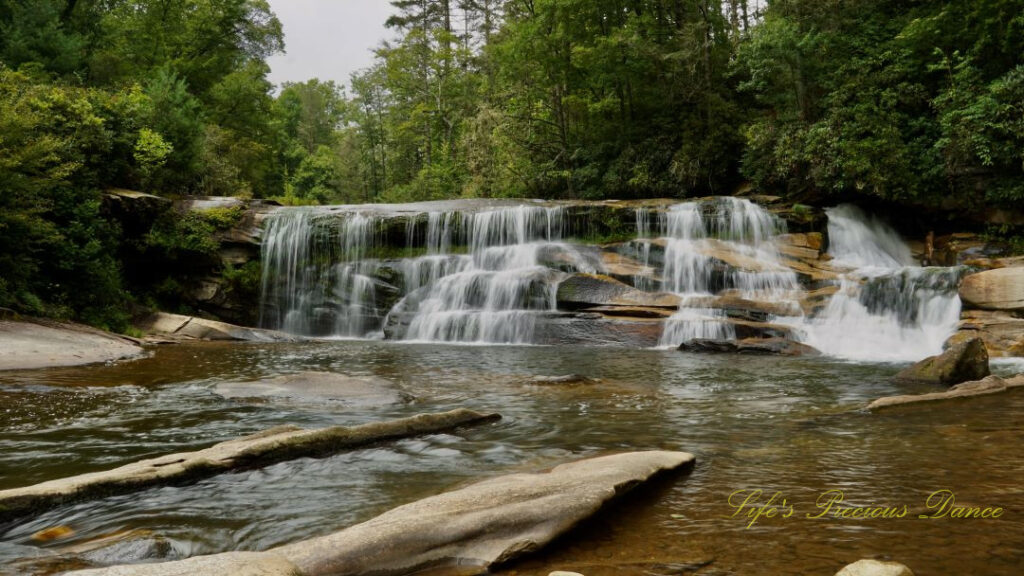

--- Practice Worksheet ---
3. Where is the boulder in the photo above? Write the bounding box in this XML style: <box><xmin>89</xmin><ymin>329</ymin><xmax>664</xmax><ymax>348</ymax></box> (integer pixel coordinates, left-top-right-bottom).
<box><xmin>868</xmin><ymin>374</ymin><xmax>1024</xmax><ymax>411</ymax></box>
<box><xmin>556</xmin><ymin>274</ymin><xmax>679</xmax><ymax>310</ymax></box>
<box><xmin>835</xmin><ymin>559</ymin><xmax>915</xmax><ymax>576</ymax></box>
<box><xmin>0</xmin><ymin>318</ymin><xmax>144</xmax><ymax>371</ymax></box>
<box><xmin>134</xmin><ymin>312</ymin><xmax>298</xmax><ymax>342</ymax></box>
<box><xmin>214</xmin><ymin>372</ymin><xmax>409</xmax><ymax>407</ymax></box>
<box><xmin>959</xmin><ymin>267</ymin><xmax>1024</xmax><ymax>311</ymax></box>
<box><xmin>678</xmin><ymin>338</ymin><xmax>820</xmax><ymax>357</ymax></box>
<box><xmin>0</xmin><ymin>409</ymin><xmax>500</xmax><ymax>523</ymax></box>
<box><xmin>894</xmin><ymin>337</ymin><xmax>990</xmax><ymax>385</ymax></box>
<box><xmin>68</xmin><ymin>451</ymin><xmax>695</xmax><ymax>576</ymax></box>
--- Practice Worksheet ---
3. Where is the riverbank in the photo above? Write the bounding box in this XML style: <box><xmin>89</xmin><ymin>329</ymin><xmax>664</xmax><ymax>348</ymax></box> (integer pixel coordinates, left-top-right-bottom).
<box><xmin>0</xmin><ymin>317</ymin><xmax>144</xmax><ymax>372</ymax></box>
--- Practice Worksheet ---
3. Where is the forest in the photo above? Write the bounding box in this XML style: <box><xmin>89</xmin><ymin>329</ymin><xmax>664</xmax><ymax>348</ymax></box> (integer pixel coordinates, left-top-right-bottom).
<box><xmin>1</xmin><ymin>0</ymin><xmax>1023</xmax><ymax>329</ymax></box>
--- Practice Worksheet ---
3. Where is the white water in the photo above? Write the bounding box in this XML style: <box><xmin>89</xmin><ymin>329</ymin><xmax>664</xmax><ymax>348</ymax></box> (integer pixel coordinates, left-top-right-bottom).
<box><xmin>657</xmin><ymin>198</ymin><xmax>801</xmax><ymax>347</ymax></box>
<box><xmin>800</xmin><ymin>205</ymin><xmax>962</xmax><ymax>362</ymax></box>
<box><xmin>260</xmin><ymin>198</ymin><xmax>964</xmax><ymax>361</ymax></box>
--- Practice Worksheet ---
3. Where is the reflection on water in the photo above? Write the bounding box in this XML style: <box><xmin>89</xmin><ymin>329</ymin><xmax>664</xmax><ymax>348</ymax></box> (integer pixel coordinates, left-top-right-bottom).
<box><xmin>0</xmin><ymin>341</ymin><xmax>1022</xmax><ymax>575</ymax></box>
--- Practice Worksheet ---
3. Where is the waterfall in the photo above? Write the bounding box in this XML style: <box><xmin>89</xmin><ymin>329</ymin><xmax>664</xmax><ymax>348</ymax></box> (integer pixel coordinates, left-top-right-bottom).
<box><xmin>657</xmin><ymin>198</ymin><xmax>801</xmax><ymax>347</ymax></box>
<box><xmin>258</xmin><ymin>198</ymin><xmax>964</xmax><ymax>361</ymax></box>
<box><xmin>800</xmin><ymin>206</ymin><xmax>963</xmax><ymax>362</ymax></box>
<box><xmin>260</xmin><ymin>210</ymin><xmax>384</xmax><ymax>338</ymax></box>
<box><xmin>398</xmin><ymin>206</ymin><xmax>565</xmax><ymax>344</ymax></box>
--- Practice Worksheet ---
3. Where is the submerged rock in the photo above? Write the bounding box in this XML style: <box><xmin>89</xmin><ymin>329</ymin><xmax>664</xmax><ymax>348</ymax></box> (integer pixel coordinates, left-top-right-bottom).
<box><xmin>894</xmin><ymin>337</ymin><xmax>989</xmax><ymax>385</ymax></box>
<box><xmin>958</xmin><ymin>267</ymin><xmax>1024</xmax><ymax>311</ymax></box>
<box><xmin>835</xmin><ymin>559</ymin><xmax>915</xmax><ymax>576</ymax></box>
<box><xmin>0</xmin><ymin>409</ymin><xmax>500</xmax><ymax>523</ymax></box>
<box><xmin>530</xmin><ymin>374</ymin><xmax>601</xmax><ymax>386</ymax></box>
<box><xmin>68</xmin><ymin>551</ymin><xmax>300</xmax><ymax>576</ymax></box>
<box><xmin>868</xmin><ymin>374</ymin><xmax>1024</xmax><ymax>411</ymax></box>
<box><xmin>215</xmin><ymin>371</ymin><xmax>409</xmax><ymax>407</ymax></box>
<box><xmin>678</xmin><ymin>338</ymin><xmax>820</xmax><ymax>357</ymax></box>
<box><xmin>68</xmin><ymin>451</ymin><xmax>695</xmax><ymax>576</ymax></box>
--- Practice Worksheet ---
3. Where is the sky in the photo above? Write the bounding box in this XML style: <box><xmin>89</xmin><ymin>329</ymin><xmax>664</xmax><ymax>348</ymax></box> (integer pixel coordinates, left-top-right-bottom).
<box><xmin>266</xmin><ymin>0</ymin><xmax>394</xmax><ymax>88</ymax></box>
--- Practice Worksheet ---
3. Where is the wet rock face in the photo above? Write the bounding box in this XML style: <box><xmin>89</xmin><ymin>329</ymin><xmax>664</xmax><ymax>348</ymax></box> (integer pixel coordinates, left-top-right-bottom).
<box><xmin>556</xmin><ymin>274</ymin><xmax>680</xmax><ymax>310</ymax></box>
<box><xmin>959</xmin><ymin>267</ymin><xmax>1024</xmax><ymax>311</ymax></box>
<box><xmin>894</xmin><ymin>336</ymin><xmax>990</xmax><ymax>385</ymax></box>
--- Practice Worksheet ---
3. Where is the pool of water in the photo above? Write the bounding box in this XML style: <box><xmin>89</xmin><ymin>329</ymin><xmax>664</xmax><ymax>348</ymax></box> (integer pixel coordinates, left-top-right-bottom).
<box><xmin>0</xmin><ymin>341</ymin><xmax>1021</xmax><ymax>575</ymax></box>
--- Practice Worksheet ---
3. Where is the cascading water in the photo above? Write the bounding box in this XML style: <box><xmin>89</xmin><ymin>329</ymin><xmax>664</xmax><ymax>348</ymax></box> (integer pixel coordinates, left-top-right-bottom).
<box><xmin>800</xmin><ymin>205</ymin><xmax>963</xmax><ymax>362</ymax></box>
<box><xmin>260</xmin><ymin>211</ymin><xmax>384</xmax><ymax>338</ymax></box>
<box><xmin>258</xmin><ymin>198</ymin><xmax>964</xmax><ymax>361</ymax></box>
<box><xmin>396</xmin><ymin>206</ymin><xmax>567</xmax><ymax>344</ymax></box>
<box><xmin>654</xmin><ymin>198</ymin><xmax>802</xmax><ymax>347</ymax></box>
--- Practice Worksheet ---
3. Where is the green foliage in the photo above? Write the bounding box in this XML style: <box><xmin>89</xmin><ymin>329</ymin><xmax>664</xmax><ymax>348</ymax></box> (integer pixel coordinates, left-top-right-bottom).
<box><xmin>221</xmin><ymin>260</ymin><xmax>262</xmax><ymax>300</ymax></box>
<box><xmin>735</xmin><ymin>0</ymin><xmax>1024</xmax><ymax>208</ymax></box>
<box><xmin>145</xmin><ymin>211</ymin><xmax>222</xmax><ymax>259</ymax></box>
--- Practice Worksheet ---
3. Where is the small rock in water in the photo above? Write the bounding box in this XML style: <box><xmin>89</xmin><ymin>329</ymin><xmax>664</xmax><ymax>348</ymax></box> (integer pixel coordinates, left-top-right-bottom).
<box><xmin>531</xmin><ymin>374</ymin><xmax>600</xmax><ymax>385</ymax></box>
<box><xmin>835</xmin><ymin>559</ymin><xmax>915</xmax><ymax>576</ymax></box>
<box><xmin>32</xmin><ymin>525</ymin><xmax>75</xmax><ymax>542</ymax></box>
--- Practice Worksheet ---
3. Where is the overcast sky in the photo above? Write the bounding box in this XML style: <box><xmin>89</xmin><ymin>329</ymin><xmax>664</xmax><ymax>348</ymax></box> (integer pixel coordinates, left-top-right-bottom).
<box><xmin>266</xmin><ymin>0</ymin><xmax>395</xmax><ymax>88</ymax></box>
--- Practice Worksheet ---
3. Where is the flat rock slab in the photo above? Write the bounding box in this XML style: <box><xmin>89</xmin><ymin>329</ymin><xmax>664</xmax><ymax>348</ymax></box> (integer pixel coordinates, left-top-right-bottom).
<box><xmin>134</xmin><ymin>312</ymin><xmax>298</xmax><ymax>342</ymax></box>
<box><xmin>868</xmin><ymin>374</ymin><xmax>1024</xmax><ymax>411</ymax></box>
<box><xmin>68</xmin><ymin>451</ymin><xmax>695</xmax><ymax>576</ymax></box>
<box><xmin>215</xmin><ymin>372</ymin><xmax>409</xmax><ymax>407</ymax></box>
<box><xmin>0</xmin><ymin>319</ymin><xmax>144</xmax><ymax>371</ymax></box>
<box><xmin>0</xmin><ymin>409</ymin><xmax>499</xmax><ymax>523</ymax></box>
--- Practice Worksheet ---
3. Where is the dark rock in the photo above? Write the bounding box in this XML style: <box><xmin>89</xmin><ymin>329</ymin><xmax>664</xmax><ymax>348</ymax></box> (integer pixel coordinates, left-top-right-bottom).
<box><xmin>894</xmin><ymin>337</ymin><xmax>990</xmax><ymax>385</ymax></box>
<box><xmin>102</xmin><ymin>189</ymin><xmax>172</xmax><ymax>237</ymax></box>
<box><xmin>679</xmin><ymin>338</ymin><xmax>820</xmax><ymax>357</ymax></box>
<box><xmin>530</xmin><ymin>374</ymin><xmax>601</xmax><ymax>385</ymax></box>
<box><xmin>535</xmin><ymin>315</ymin><xmax>665</xmax><ymax>347</ymax></box>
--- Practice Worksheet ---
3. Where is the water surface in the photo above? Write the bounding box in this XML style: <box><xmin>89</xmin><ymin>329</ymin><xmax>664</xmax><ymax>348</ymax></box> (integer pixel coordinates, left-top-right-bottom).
<box><xmin>0</xmin><ymin>341</ymin><xmax>1021</xmax><ymax>575</ymax></box>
